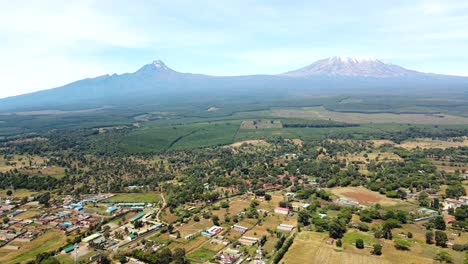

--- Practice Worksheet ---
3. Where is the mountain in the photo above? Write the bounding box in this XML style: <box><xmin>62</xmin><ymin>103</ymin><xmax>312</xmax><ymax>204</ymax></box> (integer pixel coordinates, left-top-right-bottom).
<box><xmin>283</xmin><ymin>56</ymin><xmax>424</xmax><ymax>77</ymax></box>
<box><xmin>0</xmin><ymin>57</ymin><xmax>467</xmax><ymax>111</ymax></box>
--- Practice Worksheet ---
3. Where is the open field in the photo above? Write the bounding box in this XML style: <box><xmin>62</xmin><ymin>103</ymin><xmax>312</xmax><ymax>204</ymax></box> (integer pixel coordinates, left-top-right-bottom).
<box><xmin>102</xmin><ymin>192</ymin><xmax>162</xmax><ymax>203</ymax></box>
<box><xmin>282</xmin><ymin>231</ymin><xmax>434</xmax><ymax>264</ymax></box>
<box><xmin>228</xmin><ymin>139</ymin><xmax>269</xmax><ymax>148</ymax></box>
<box><xmin>265</xmin><ymin>107</ymin><xmax>468</xmax><ymax>124</ymax></box>
<box><xmin>0</xmin><ymin>189</ymin><xmax>37</xmax><ymax>199</ymax></box>
<box><xmin>240</xmin><ymin>119</ymin><xmax>282</xmax><ymax>129</ymax></box>
<box><xmin>396</xmin><ymin>137</ymin><xmax>468</xmax><ymax>149</ymax></box>
<box><xmin>328</xmin><ymin>187</ymin><xmax>399</xmax><ymax>206</ymax></box>
<box><xmin>0</xmin><ymin>230</ymin><xmax>67</xmax><ymax>263</ymax></box>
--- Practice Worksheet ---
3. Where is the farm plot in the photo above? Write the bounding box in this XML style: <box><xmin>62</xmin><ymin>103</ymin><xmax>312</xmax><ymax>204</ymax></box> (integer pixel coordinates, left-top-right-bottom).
<box><xmin>329</xmin><ymin>186</ymin><xmax>399</xmax><ymax>206</ymax></box>
<box><xmin>267</xmin><ymin>107</ymin><xmax>468</xmax><ymax>124</ymax></box>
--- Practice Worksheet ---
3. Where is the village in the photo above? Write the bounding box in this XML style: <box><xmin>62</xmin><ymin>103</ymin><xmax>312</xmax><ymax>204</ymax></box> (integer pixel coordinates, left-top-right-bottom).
<box><xmin>0</xmin><ymin>170</ymin><xmax>467</xmax><ymax>264</ymax></box>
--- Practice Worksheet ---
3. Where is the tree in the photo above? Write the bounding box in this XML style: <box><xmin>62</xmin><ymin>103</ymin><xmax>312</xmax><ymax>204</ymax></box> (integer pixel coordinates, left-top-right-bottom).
<box><xmin>407</xmin><ymin>232</ymin><xmax>413</xmax><ymax>238</ymax></box>
<box><xmin>265</xmin><ymin>194</ymin><xmax>272</xmax><ymax>201</ymax></box>
<box><xmin>173</xmin><ymin>248</ymin><xmax>189</xmax><ymax>264</ymax></box>
<box><xmin>371</xmin><ymin>244</ymin><xmax>382</xmax><ymax>255</ymax></box>
<box><xmin>211</xmin><ymin>215</ymin><xmax>220</xmax><ymax>226</ymax></box>
<box><xmin>336</xmin><ymin>239</ymin><xmax>342</xmax><ymax>247</ymax></box>
<box><xmin>425</xmin><ymin>231</ymin><xmax>434</xmax><ymax>244</ymax></box>
<box><xmin>435</xmin><ymin>231</ymin><xmax>448</xmax><ymax>247</ymax></box>
<box><xmin>6</xmin><ymin>190</ymin><xmax>13</xmax><ymax>196</ymax></box>
<box><xmin>2</xmin><ymin>217</ymin><xmax>9</xmax><ymax>224</ymax></box>
<box><xmin>355</xmin><ymin>239</ymin><xmax>364</xmax><ymax>249</ymax></box>
<box><xmin>297</xmin><ymin>210</ymin><xmax>310</xmax><ymax>226</ymax></box>
<box><xmin>328</xmin><ymin>218</ymin><xmax>346</xmax><ymax>239</ymax></box>
<box><xmin>434</xmin><ymin>251</ymin><xmax>454</xmax><ymax>263</ymax></box>
<box><xmin>445</xmin><ymin>185</ymin><xmax>466</xmax><ymax>199</ymax></box>
<box><xmin>433</xmin><ymin>216</ymin><xmax>446</xmax><ymax>230</ymax></box>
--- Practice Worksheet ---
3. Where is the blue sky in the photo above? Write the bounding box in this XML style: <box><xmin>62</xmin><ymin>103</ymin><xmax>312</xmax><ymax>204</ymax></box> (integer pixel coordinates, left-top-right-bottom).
<box><xmin>1</xmin><ymin>0</ymin><xmax>468</xmax><ymax>98</ymax></box>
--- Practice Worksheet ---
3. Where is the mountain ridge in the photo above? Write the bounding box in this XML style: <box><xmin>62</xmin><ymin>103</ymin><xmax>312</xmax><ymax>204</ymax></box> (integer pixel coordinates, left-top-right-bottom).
<box><xmin>0</xmin><ymin>57</ymin><xmax>467</xmax><ymax>111</ymax></box>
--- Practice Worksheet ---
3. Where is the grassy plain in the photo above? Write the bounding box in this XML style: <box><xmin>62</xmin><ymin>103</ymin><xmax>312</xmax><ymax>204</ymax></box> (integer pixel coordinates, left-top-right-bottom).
<box><xmin>103</xmin><ymin>192</ymin><xmax>162</xmax><ymax>203</ymax></box>
<box><xmin>0</xmin><ymin>230</ymin><xmax>67</xmax><ymax>263</ymax></box>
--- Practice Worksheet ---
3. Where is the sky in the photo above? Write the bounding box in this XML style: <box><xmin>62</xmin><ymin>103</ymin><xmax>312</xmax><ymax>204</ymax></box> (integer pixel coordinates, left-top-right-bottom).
<box><xmin>1</xmin><ymin>0</ymin><xmax>468</xmax><ymax>98</ymax></box>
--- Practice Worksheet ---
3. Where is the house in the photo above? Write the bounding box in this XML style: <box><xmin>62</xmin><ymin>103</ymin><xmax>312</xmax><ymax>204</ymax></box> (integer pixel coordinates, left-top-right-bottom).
<box><xmin>291</xmin><ymin>202</ymin><xmax>310</xmax><ymax>211</ymax></box>
<box><xmin>106</xmin><ymin>206</ymin><xmax>118</xmax><ymax>214</ymax></box>
<box><xmin>445</xmin><ymin>215</ymin><xmax>456</xmax><ymax>224</ymax></box>
<box><xmin>232</xmin><ymin>224</ymin><xmax>249</xmax><ymax>233</ymax></box>
<box><xmin>216</xmin><ymin>248</ymin><xmax>241</xmax><ymax>264</ymax></box>
<box><xmin>326</xmin><ymin>238</ymin><xmax>335</xmax><ymax>245</ymax></box>
<box><xmin>318</xmin><ymin>213</ymin><xmax>327</xmax><ymax>219</ymax></box>
<box><xmin>274</xmin><ymin>207</ymin><xmax>290</xmax><ymax>215</ymax></box>
<box><xmin>277</xmin><ymin>224</ymin><xmax>295</xmax><ymax>231</ymax></box>
<box><xmin>459</xmin><ymin>196</ymin><xmax>468</xmax><ymax>204</ymax></box>
<box><xmin>238</xmin><ymin>236</ymin><xmax>259</xmax><ymax>246</ymax></box>
<box><xmin>444</xmin><ymin>198</ymin><xmax>463</xmax><ymax>210</ymax></box>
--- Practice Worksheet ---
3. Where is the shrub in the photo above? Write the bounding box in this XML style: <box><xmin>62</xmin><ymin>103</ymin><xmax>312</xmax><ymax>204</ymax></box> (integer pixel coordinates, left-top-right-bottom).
<box><xmin>355</xmin><ymin>239</ymin><xmax>364</xmax><ymax>249</ymax></box>
<box><xmin>371</xmin><ymin>244</ymin><xmax>382</xmax><ymax>255</ymax></box>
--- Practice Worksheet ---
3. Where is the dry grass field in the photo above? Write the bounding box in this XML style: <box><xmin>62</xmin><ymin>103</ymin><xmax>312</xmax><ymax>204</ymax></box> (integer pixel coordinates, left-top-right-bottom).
<box><xmin>266</xmin><ymin>107</ymin><xmax>468</xmax><ymax>124</ymax></box>
<box><xmin>396</xmin><ymin>137</ymin><xmax>468</xmax><ymax>149</ymax></box>
<box><xmin>282</xmin><ymin>231</ymin><xmax>434</xmax><ymax>264</ymax></box>
<box><xmin>329</xmin><ymin>186</ymin><xmax>399</xmax><ymax>206</ymax></box>
<box><xmin>229</xmin><ymin>139</ymin><xmax>269</xmax><ymax>148</ymax></box>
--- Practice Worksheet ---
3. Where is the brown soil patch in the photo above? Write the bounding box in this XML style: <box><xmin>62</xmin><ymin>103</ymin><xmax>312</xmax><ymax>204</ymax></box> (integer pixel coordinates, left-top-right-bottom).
<box><xmin>229</xmin><ymin>140</ymin><xmax>268</xmax><ymax>148</ymax></box>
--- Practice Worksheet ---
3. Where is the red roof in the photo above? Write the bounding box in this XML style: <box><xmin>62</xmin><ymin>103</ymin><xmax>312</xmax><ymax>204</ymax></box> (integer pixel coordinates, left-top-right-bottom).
<box><xmin>275</xmin><ymin>207</ymin><xmax>290</xmax><ymax>212</ymax></box>
<box><xmin>446</xmin><ymin>198</ymin><xmax>462</xmax><ymax>204</ymax></box>
<box><xmin>445</xmin><ymin>215</ymin><xmax>456</xmax><ymax>223</ymax></box>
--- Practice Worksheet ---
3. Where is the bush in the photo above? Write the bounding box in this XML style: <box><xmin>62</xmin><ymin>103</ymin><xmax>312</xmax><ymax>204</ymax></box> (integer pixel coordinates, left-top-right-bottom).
<box><xmin>336</xmin><ymin>239</ymin><xmax>342</xmax><ymax>247</ymax></box>
<box><xmin>371</xmin><ymin>244</ymin><xmax>382</xmax><ymax>255</ymax></box>
<box><xmin>394</xmin><ymin>239</ymin><xmax>411</xmax><ymax>250</ymax></box>
<box><xmin>355</xmin><ymin>239</ymin><xmax>364</xmax><ymax>249</ymax></box>
<box><xmin>451</xmin><ymin>244</ymin><xmax>466</xmax><ymax>251</ymax></box>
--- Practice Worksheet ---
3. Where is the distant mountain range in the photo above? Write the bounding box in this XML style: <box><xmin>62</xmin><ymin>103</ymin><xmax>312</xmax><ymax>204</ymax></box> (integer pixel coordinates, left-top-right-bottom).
<box><xmin>1</xmin><ymin>57</ymin><xmax>467</xmax><ymax>111</ymax></box>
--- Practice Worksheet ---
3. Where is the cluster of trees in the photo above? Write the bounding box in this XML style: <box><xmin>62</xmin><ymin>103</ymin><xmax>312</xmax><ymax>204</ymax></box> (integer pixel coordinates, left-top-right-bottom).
<box><xmin>131</xmin><ymin>248</ymin><xmax>189</xmax><ymax>264</ymax></box>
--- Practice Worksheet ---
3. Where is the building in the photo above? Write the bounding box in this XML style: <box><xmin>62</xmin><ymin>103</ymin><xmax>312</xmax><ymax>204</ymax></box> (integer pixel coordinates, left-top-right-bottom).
<box><xmin>274</xmin><ymin>207</ymin><xmax>290</xmax><ymax>215</ymax></box>
<box><xmin>238</xmin><ymin>236</ymin><xmax>259</xmax><ymax>246</ymax></box>
<box><xmin>106</xmin><ymin>206</ymin><xmax>118</xmax><ymax>214</ymax></box>
<box><xmin>444</xmin><ymin>198</ymin><xmax>463</xmax><ymax>210</ymax></box>
<box><xmin>232</xmin><ymin>224</ymin><xmax>249</xmax><ymax>233</ymax></box>
<box><xmin>216</xmin><ymin>248</ymin><xmax>241</xmax><ymax>264</ymax></box>
<box><xmin>277</xmin><ymin>224</ymin><xmax>295</xmax><ymax>231</ymax></box>
<box><xmin>459</xmin><ymin>196</ymin><xmax>468</xmax><ymax>204</ymax></box>
<box><xmin>130</xmin><ymin>212</ymin><xmax>146</xmax><ymax>222</ymax></box>
<box><xmin>63</xmin><ymin>244</ymin><xmax>76</xmax><ymax>253</ymax></box>
<box><xmin>83</xmin><ymin>233</ymin><xmax>101</xmax><ymax>243</ymax></box>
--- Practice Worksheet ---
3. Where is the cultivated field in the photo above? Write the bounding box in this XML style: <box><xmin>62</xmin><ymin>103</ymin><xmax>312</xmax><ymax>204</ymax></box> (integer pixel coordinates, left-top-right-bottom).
<box><xmin>240</xmin><ymin>120</ymin><xmax>282</xmax><ymax>129</ymax></box>
<box><xmin>103</xmin><ymin>192</ymin><xmax>162</xmax><ymax>203</ymax></box>
<box><xmin>265</xmin><ymin>107</ymin><xmax>468</xmax><ymax>124</ymax></box>
<box><xmin>328</xmin><ymin>186</ymin><xmax>399</xmax><ymax>206</ymax></box>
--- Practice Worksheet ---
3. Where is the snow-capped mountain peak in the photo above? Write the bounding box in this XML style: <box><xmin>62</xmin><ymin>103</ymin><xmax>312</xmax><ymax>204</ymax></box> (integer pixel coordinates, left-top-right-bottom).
<box><xmin>152</xmin><ymin>60</ymin><xmax>170</xmax><ymax>70</ymax></box>
<box><xmin>283</xmin><ymin>56</ymin><xmax>422</xmax><ymax>77</ymax></box>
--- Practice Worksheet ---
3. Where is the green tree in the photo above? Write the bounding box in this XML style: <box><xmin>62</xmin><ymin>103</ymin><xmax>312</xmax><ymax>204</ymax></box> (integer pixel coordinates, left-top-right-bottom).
<box><xmin>425</xmin><ymin>231</ymin><xmax>434</xmax><ymax>244</ymax></box>
<box><xmin>434</xmin><ymin>251</ymin><xmax>454</xmax><ymax>263</ymax></box>
<box><xmin>434</xmin><ymin>231</ymin><xmax>448</xmax><ymax>247</ymax></box>
<box><xmin>371</xmin><ymin>244</ymin><xmax>382</xmax><ymax>255</ymax></box>
<box><xmin>355</xmin><ymin>239</ymin><xmax>364</xmax><ymax>249</ymax></box>
<box><xmin>328</xmin><ymin>218</ymin><xmax>346</xmax><ymax>239</ymax></box>
<box><xmin>433</xmin><ymin>216</ymin><xmax>446</xmax><ymax>230</ymax></box>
